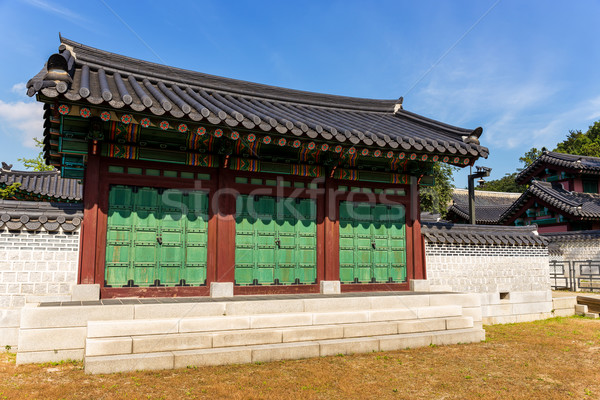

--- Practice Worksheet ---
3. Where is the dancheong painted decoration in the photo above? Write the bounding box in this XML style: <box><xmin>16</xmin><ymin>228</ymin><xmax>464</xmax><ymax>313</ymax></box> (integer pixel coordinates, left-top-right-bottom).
<box><xmin>25</xmin><ymin>35</ymin><xmax>488</xmax><ymax>298</ymax></box>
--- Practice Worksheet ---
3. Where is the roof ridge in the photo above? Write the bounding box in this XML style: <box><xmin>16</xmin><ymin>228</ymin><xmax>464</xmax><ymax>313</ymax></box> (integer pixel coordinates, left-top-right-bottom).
<box><xmin>60</xmin><ymin>37</ymin><xmax>399</xmax><ymax>112</ymax></box>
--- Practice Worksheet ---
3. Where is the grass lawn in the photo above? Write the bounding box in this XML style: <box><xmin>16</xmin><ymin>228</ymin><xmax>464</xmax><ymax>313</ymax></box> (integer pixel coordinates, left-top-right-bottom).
<box><xmin>1</xmin><ymin>316</ymin><xmax>598</xmax><ymax>399</ymax></box>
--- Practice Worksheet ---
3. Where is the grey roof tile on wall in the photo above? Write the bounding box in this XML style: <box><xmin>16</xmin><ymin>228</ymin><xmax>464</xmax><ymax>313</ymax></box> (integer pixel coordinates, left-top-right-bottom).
<box><xmin>543</xmin><ymin>229</ymin><xmax>600</xmax><ymax>243</ymax></box>
<box><xmin>516</xmin><ymin>151</ymin><xmax>600</xmax><ymax>184</ymax></box>
<box><xmin>499</xmin><ymin>181</ymin><xmax>600</xmax><ymax>223</ymax></box>
<box><xmin>421</xmin><ymin>221</ymin><xmax>547</xmax><ymax>246</ymax></box>
<box><xmin>0</xmin><ymin>199</ymin><xmax>83</xmax><ymax>232</ymax></box>
<box><xmin>26</xmin><ymin>36</ymin><xmax>489</xmax><ymax>160</ymax></box>
<box><xmin>0</xmin><ymin>168</ymin><xmax>82</xmax><ymax>201</ymax></box>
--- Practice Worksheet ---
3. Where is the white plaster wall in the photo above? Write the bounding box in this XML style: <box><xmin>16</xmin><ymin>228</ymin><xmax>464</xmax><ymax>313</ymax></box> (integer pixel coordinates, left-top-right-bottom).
<box><xmin>549</xmin><ymin>239</ymin><xmax>600</xmax><ymax>262</ymax></box>
<box><xmin>425</xmin><ymin>242</ymin><xmax>553</xmax><ymax>324</ymax></box>
<box><xmin>0</xmin><ymin>228</ymin><xmax>80</xmax><ymax>347</ymax></box>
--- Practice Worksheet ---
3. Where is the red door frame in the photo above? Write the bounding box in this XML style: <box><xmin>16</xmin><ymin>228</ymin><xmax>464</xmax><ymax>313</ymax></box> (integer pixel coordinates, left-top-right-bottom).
<box><xmin>79</xmin><ymin>158</ymin><xmax>424</xmax><ymax>298</ymax></box>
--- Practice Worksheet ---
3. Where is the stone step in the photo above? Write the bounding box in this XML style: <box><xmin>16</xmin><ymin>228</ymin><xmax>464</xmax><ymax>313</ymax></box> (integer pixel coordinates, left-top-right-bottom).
<box><xmin>85</xmin><ymin>317</ymin><xmax>474</xmax><ymax>356</ymax></box>
<box><xmin>84</xmin><ymin>327</ymin><xmax>485</xmax><ymax>374</ymax></box>
<box><xmin>86</xmin><ymin>305</ymin><xmax>464</xmax><ymax>339</ymax></box>
<box><xmin>20</xmin><ymin>293</ymin><xmax>481</xmax><ymax>330</ymax></box>
<box><xmin>17</xmin><ymin>293</ymin><xmax>483</xmax><ymax>365</ymax></box>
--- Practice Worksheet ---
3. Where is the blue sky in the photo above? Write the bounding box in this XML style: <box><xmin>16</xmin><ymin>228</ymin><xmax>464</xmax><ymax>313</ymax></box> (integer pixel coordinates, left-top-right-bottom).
<box><xmin>1</xmin><ymin>0</ymin><xmax>599</xmax><ymax>188</ymax></box>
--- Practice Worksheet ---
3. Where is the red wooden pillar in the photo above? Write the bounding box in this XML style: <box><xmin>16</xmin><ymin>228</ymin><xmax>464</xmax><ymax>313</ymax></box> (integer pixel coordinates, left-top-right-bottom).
<box><xmin>78</xmin><ymin>144</ymin><xmax>101</xmax><ymax>284</ymax></box>
<box><xmin>323</xmin><ymin>177</ymin><xmax>339</xmax><ymax>281</ymax></box>
<box><xmin>410</xmin><ymin>176</ymin><xmax>425</xmax><ymax>280</ymax></box>
<box><xmin>215</xmin><ymin>168</ymin><xmax>236</xmax><ymax>282</ymax></box>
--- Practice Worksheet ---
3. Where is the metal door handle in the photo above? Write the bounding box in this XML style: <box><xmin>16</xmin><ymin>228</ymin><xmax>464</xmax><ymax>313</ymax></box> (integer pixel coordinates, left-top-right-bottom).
<box><xmin>275</xmin><ymin>239</ymin><xmax>281</xmax><ymax>248</ymax></box>
<box><xmin>157</xmin><ymin>235</ymin><xmax>163</xmax><ymax>245</ymax></box>
<box><xmin>372</xmin><ymin>242</ymin><xmax>376</xmax><ymax>249</ymax></box>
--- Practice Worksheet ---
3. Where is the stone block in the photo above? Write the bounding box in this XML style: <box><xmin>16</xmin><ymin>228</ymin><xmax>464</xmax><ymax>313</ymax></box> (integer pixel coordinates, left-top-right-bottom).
<box><xmin>483</xmin><ymin>315</ymin><xmax>518</xmax><ymax>325</ymax></box>
<box><xmin>252</xmin><ymin>342</ymin><xmax>320</xmax><ymax>363</ymax></box>
<box><xmin>133</xmin><ymin>333</ymin><xmax>212</xmax><ymax>353</ymax></box>
<box><xmin>368</xmin><ymin>309</ymin><xmax>416</xmax><ymax>322</ymax></box>
<box><xmin>369</xmin><ymin>295</ymin><xmax>430</xmax><ymax>310</ymax></box>
<box><xmin>482</xmin><ymin>304</ymin><xmax>513</xmax><ymax>318</ymax></box>
<box><xmin>312</xmin><ymin>311</ymin><xmax>369</xmax><ymax>325</ymax></box>
<box><xmin>133</xmin><ymin>302</ymin><xmax>226</xmax><ymax>320</ymax></box>
<box><xmin>431</xmin><ymin>328</ymin><xmax>485</xmax><ymax>346</ymax></box>
<box><xmin>303</xmin><ymin>297</ymin><xmax>371</xmax><ymax>313</ymax></box>
<box><xmin>20</xmin><ymin>305</ymin><xmax>135</xmax><ymax>329</ymax></box>
<box><xmin>462</xmin><ymin>306</ymin><xmax>483</xmax><ymax>322</ymax></box>
<box><xmin>409</xmin><ymin>279</ymin><xmax>430</xmax><ymax>292</ymax></box>
<box><xmin>575</xmin><ymin>304</ymin><xmax>588</xmax><ymax>314</ymax></box>
<box><xmin>509</xmin><ymin>291</ymin><xmax>552</xmax><ymax>303</ymax></box>
<box><xmin>86</xmin><ymin>337</ymin><xmax>132</xmax><ymax>357</ymax></box>
<box><xmin>430</xmin><ymin>285</ymin><xmax>453</xmax><ymax>292</ymax></box>
<box><xmin>445</xmin><ymin>317</ymin><xmax>473</xmax><ymax>330</ymax></box>
<box><xmin>70</xmin><ymin>284</ymin><xmax>100</xmax><ymax>301</ymax></box>
<box><xmin>210</xmin><ymin>282</ymin><xmax>233</xmax><ymax>298</ymax></box>
<box><xmin>552</xmin><ymin>296</ymin><xmax>577</xmax><ymax>310</ymax></box>
<box><xmin>319</xmin><ymin>337</ymin><xmax>379</xmax><ymax>357</ymax></box>
<box><xmin>179</xmin><ymin>316</ymin><xmax>250</xmax><ymax>333</ymax></box>
<box><xmin>88</xmin><ymin>319</ymin><xmax>179</xmax><ymax>338</ymax></box>
<box><xmin>584</xmin><ymin>313</ymin><xmax>599</xmax><ymax>319</ymax></box>
<box><xmin>0</xmin><ymin>327</ymin><xmax>19</xmax><ymax>347</ymax></box>
<box><xmin>320</xmin><ymin>281</ymin><xmax>341</xmax><ymax>294</ymax></box>
<box><xmin>281</xmin><ymin>325</ymin><xmax>344</xmax><ymax>343</ymax></box>
<box><xmin>553</xmin><ymin>308</ymin><xmax>575</xmax><ymax>317</ymax></box>
<box><xmin>225</xmin><ymin>299</ymin><xmax>304</xmax><ymax>315</ymax></box>
<box><xmin>18</xmin><ymin>327</ymin><xmax>87</xmax><ymax>352</ymax></box>
<box><xmin>378</xmin><ymin>332</ymin><xmax>432</xmax><ymax>351</ymax></box>
<box><xmin>173</xmin><ymin>347</ymin><xmax>251</xmax><ymax>369</ymax></box>
<box><xmin>26</xmin><ymin>295</ymin><xmax>70</xmax><ymax>304</ymax></box>
<box><xmin>212</xmin><ymin>329</ymin><xmax>282</xmax><ymax>348</ymax></box>
<box><xmin>343</xmin><ymin>322</ymin><xmax>397</xmax><ymax>338</ymax></box>
<box><xmin>416</xmin><ymin>305</ymin><xmax>462</xmax><ymax>319</ymax></box>
<box><xmin>16</xmin><ymin>349</ymin><xmax>84</xmax><ymax>365</ymax></box>
<box><xmin>429</xmin><ymin>293</ymin><xmax>480</xmax><ymax>308</ymax></box>
<box><xmin>0</xmin><ymin>308</ymin><xmax>21</xmax><ymax>327</ymax></box>
<box><xmin>397</xmin><ymin>318</ymin><xmax>446</xmax><ymax>334</ymax></box>
<box><xmin>512</xmin><ymin>301</ymin><xmax>552</xmax><ymax>315</ymax></box>
<box><xmin>250</xmin><ymin>313</ymin><xmax>312</xmax><ymax>329</ymax></box>
<box><xmin>85</xmin><ymin>352</ymin><xmax>174</xmax><ymax>374</ymax></box>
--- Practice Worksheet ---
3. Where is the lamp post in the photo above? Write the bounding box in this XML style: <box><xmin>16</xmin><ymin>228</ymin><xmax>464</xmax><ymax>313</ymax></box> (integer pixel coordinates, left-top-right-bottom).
<box><xmin>468</xmin><ymin>166</ymin><xmax>491</xmax><ymax>225</ymax></box>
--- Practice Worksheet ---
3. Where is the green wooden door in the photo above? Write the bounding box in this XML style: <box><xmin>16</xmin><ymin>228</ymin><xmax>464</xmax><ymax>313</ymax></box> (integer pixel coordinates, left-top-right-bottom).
<box><xmin>339</xmin><ymin>201</ymin><xmax>407</xmax><ymax>283</ymax></box>
<box><xmin>235</xmin><ymin>195</ymin><xmax>317</xmax><ymax>285</ymax></box>
<box><xmin>105</xmin><ymin>185</ymin><xmax>209</xmax><ymax>287</ymax></box>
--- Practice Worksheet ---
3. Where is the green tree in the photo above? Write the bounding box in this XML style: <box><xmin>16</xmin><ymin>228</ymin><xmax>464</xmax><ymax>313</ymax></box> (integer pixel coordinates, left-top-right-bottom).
<box><xmin>475</xmin><ymin>172</ymin><xmax>526</xmax><ymax>193</ymax></box>
<box><xmin>17</xmin><ymin>138</ymin><xmax>53</xmax><ymax>172</ymax></box>
<box><xmin>0</xmin><ymin>182</ymin><xmax>21</xmax><ymax>199</ymax></box>
<box><xmin>555</xmin><ymin>121</ymin><xmax>600</xmax><ymax>157</ymax></box>
<box><xmin>518</xmin><ymin>147</ymin><xmax>545</xmax><ymax>168</ymax></box>
<box><xmin>420</xmin><ymin>163</ymin><xmax>457</xmax><ymax>217</ymax></box>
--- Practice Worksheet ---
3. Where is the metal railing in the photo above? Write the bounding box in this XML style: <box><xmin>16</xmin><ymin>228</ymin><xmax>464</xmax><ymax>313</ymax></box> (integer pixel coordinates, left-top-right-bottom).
<box><xmin>550</xmin><ymin>260</ymin><xmax>600</xmax><ymax>292</ymax></box>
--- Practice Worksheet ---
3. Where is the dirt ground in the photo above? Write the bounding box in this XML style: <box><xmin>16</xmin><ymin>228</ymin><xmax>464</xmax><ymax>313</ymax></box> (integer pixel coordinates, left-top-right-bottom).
<box><xmin>1</xmin><ymin>316</ymin><xmax>599</xmax><ymax>400</ymax></box>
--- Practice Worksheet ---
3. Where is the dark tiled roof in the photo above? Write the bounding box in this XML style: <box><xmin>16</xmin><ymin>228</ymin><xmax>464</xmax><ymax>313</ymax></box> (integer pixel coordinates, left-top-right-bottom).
<box><xmin>543</xmin><ymin>229</ymin><xmax>600</xmax><ymax>242</ymax></box>
<box><xmin>26</xmin><ymin>36</ymin><xmax>489</xmax><ymax>160</ymax></box>
<box><xmin>447</xmin><ymin>189</ymin><xmax>521</xmax><ymax>224</ymax></box>
<box><xmin>0</xmin><ymin>200</ymin><xmax>83</xmax><ymax>232</ymax></box>
<box><xmin>499</xmin><ymin>181</ymin><xmax>600</xmax><ymax>222</ymax></box>
<box><xmin>422</xmin><ymin>221</ymin><xmax>547</xmax><ymax>246</ymax></box>
<box><xmin>516</xmin><ymin>151</ymin><xmax>600</xmax><ymax>184</ymax></box>
<box><xmin>0</xmin><ymin>167</ymin><xmax>82</xmax><ymax>201</ymax></box>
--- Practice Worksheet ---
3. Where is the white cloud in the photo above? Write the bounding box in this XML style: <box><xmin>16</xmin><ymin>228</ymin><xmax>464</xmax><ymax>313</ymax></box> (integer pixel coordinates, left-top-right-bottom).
<box><xmin>11</xmin><ymin>83</ymin><xmax>27</xmax><ymax>96</ymax></box>
<box><xmin>0</xmin><ymin>100</ymin><xmax>44</xmax><ymax>148</ymax></box>
<box><xmin>409</xmin><ymin>52</ymin><xmax>600</xmax><ymax>152</ymax></box>
<box><xmin>23</xmin><ymin>0</ymin><xmax>86</xmax><ymax>22</ymax></box>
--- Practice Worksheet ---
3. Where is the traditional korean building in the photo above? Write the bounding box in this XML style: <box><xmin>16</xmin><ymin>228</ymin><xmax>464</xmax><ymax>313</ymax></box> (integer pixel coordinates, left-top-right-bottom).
<box><xmin>25</xmin><ymin>36</ymin><xmax>488</xmax><ymax>298</ymax></box>
<box><xmin>500</xmin><ymin>152</ymin><xmax>600</xmax><ymax>232</ymax></box>
<box><xmin>446</xmin><ymin>188</ymin><xmax>521</xmax><ymax>225</ymax></box>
